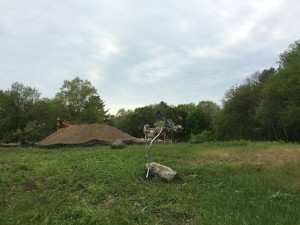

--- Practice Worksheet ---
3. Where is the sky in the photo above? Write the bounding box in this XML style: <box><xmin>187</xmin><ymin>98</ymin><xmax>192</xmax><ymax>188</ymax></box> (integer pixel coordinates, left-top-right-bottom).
<box><xmin>1</xmin><ymin>0</ymin><xmax>300</xmax><ymax>115</ymax></box>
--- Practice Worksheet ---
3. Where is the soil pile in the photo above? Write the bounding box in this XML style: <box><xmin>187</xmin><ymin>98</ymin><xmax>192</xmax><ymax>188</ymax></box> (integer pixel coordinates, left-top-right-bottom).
<box><xmin>38</xmin><ymin>123</ymin><xmax>142</xmax><ymax>146</ymax></box>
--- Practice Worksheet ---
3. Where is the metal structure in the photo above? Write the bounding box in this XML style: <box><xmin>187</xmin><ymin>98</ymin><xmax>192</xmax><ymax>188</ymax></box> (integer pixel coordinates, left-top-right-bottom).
<box><xmin>146</xmin><ymin>111</ymin><xmax>175</xmax><ymax>178</ymax></box>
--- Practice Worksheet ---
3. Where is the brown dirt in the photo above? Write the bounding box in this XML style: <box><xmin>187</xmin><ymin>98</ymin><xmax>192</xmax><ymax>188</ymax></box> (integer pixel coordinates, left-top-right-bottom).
<box><xmin>38</xmin><ymin>123</ymin><xmax>142</xmax><ymax>146</ymax></box>
<box><xmin>22</xmin><ymin>180</ymin><xmax>37</xmax><ymax>192</ymax></box>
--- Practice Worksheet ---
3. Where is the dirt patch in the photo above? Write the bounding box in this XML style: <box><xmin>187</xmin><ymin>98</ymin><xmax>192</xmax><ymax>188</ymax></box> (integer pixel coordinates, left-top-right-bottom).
<box><xmin>38</xmin><ymin>123</ymin><xmax>143</xmax><ymax>146</ymax></box>
<box><xmin>22</xmin><ymin>180</ymin><xmax>37</xmax><ymax>192</ymax></box>
<box><xmin>0</xmin><ymin>160</ymin><xmax>8</xmax><ymax>165</ymax></box>
<box><xmin>102</xmin><ymin>195</ymin><xmax>116</xmax><ymax>207</ymax></box>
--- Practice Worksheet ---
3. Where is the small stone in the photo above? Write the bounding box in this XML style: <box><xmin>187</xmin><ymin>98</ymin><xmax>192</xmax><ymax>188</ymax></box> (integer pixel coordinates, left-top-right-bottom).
<box><xmin>111</xmin><ymin>139</ymin><xmax>125</xmax><ymax>149</ymax></box>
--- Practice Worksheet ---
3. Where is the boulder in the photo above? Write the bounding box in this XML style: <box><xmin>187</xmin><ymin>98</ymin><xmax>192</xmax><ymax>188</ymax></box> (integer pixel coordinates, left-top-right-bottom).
<box><xmin>146</xmin><ymin>162</ymin><xmax>177</xmax><ymax>181</ymax></box>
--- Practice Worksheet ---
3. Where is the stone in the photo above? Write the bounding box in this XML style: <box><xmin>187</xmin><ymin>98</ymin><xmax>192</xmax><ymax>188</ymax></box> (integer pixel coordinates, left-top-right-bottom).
<box><xmin>111</xmin><ymin>139</ymin><xmax>125</xmax><ymax>149</ymax></box>
<box><xmin>146</xmin><ymin>162</ymin><xmax>177</xmax><ymax>181</ymax></box>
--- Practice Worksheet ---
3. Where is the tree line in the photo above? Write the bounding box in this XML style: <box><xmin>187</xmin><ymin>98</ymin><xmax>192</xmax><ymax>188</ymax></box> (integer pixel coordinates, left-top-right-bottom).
<box><xmin>0</xmin><ymin>78</ymin><xmax>107</xmax><ymax>143</ymax></box>
<box><xmin>0</xmin><ymin>40</ymin><xmax>299</xmax><ymax>143</ymax></box>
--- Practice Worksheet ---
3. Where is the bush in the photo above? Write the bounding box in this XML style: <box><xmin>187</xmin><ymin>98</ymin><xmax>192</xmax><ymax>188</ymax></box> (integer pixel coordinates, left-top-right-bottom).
<box><xmin>189</xmin><ymin>133</ymin><xmax>202</xmax><ymax>143</ymax></box>
<box><xmin>199</xmin><ymin>130</ymin><xmax>215</xmax><ymax>142</ymax></box>
<box><xmin>15</xmin><ymin>121</ymin><xmax>47</xmax><ymax>143</ymax></box>
<box><xmin>189</xmin><ymin>130</ymin><xmax>215</xmax><ymax>143</ymax></box>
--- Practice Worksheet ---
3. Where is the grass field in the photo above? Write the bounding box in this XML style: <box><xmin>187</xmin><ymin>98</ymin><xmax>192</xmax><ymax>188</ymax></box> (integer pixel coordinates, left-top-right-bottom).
<box><xmin>0</xmin><ymin>142</ymin><xmax>299</xmax><ymax>225</ymax></box>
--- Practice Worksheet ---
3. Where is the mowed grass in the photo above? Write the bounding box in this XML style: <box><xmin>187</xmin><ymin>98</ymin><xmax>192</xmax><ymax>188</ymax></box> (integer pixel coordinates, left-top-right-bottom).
<box><xmin>0</xmin><ymin>142</ymin><xmax>299</xmax><ymax>225</ymax></box>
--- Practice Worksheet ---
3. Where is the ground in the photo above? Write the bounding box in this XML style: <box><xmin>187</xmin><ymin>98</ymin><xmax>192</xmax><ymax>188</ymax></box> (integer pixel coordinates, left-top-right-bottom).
<box><xmin>0</xmin><ymin>141</ymin><xmax>299</xmax><ymax>224</ymax></box>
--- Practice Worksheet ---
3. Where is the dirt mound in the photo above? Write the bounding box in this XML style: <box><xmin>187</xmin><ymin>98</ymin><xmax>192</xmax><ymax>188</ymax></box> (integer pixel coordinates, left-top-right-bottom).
<box><xmin>38</xmin><ymin>123</ymin><xmax>142</xmax><ymax>146</ymax></box>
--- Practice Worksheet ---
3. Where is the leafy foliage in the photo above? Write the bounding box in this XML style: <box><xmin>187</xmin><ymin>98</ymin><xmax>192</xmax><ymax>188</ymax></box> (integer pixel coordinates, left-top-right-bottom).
<box><xmin>55</xmin><ymin>77</ymin><xmax>107</xmax><ymax>123</ymax></box>
<box><xmin>0</xmin><ymin>78</ymin><xmax>108</xmax><ymax>143</ymax></box>
<box><xmin>0</xmin><ymin>83</ymin><xmax>41</xmax><ymax>142</ymax></box>
<box><xmin>256</xmin><ymin>40</ymin><xmax>300</xmax><ymax>142</ymax></box>
<box><xmin>15</xmin><ymin>121</ymin><xmax>47</xmax><ymax>143</ymax></box>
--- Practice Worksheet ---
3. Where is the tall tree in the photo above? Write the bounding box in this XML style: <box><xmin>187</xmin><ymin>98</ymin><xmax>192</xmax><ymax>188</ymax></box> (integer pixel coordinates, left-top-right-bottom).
<box><xmin>217</xmin><ymin>84</ymin><xmax>258</xmax><ymax>140</ymax></box>
<box><xmin>197</xmin><ymin>101</ymin><xmax>220</xmax><ymax>130</ymax></box>
<box><xmin>55</xmin><ymin>77</ymin><xmax>107</xmax><ymax>123</ymax></box>
<box><xmin>0</xmin><ymin>82</ymin><xmax>41</xmax><ymax>142</ymax></box>
<box><xmin>186</xmin><ymin>108</ymin><xmax>206</xmax><ymax>135</ymax></box>
<box><xmin>257</xmin><ymin>40</ymin><xmax>300</xmax><ymax>142</ymax></box>
<box><xmin>81</xmin><ymin>95</ymin><xmax>107</xmax><ymax>123</ymax></box>
<box><xmin>213</xmin><ymin>69</ymin><xmax>274</xmax><ymax>141</ymax></box>
<box><xmin>30</xmin><ymin>98</ymin><xmax>64</xmax><ymax>134</ymax></box>
<box><xmin>112</xmin><ymin>108</ymin><xmax>133</xmax><ymax>133</ymax></box>
<box><xmin>171</xmin><ymin>105</ymin><xmax>190</xmax><ymax>141</ymax></box>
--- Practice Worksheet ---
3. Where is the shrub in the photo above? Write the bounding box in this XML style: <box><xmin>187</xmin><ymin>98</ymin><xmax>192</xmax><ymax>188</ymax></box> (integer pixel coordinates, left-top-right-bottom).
<box><xmin>189</xmin><ymin>130</ymin><xmax>215</xmax><ymax>143</ymax></box>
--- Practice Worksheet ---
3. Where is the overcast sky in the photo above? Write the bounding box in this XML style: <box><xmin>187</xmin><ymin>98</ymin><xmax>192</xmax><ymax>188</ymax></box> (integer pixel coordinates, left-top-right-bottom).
<box><xmin>1</xmin><ymin>0</ymin><xmax>299</xmax><ymax>114</ymax></box>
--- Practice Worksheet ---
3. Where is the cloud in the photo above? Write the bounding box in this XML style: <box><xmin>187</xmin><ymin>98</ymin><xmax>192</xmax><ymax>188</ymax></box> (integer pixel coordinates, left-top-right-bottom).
<box><xmin>128</xmin><ymin>46</ymin><xmax>188</xmax><ymax>83</ymax></box>
<box><xmin>0</xmin><ymin>0</ymin><xmax>300</xmax><ymax>114</ymax></box>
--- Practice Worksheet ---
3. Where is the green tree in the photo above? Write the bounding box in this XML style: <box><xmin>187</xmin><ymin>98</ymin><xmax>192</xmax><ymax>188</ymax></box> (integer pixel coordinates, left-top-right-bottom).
<box><xmin>213</xmin><ymin>69</ymin><xmax>274</xmax><ymax>141</ymax></box>
<box><xmin>15</xmin><ymin>121</ymin><xmax>47</xmax><ymax>143</ymax></box>
<box><xmin>113</xmin><ymin>108</ymin><xmax>134</xmax><ymax>133</ymax></box>
<box><xmin>217</xmin><ymin>84</ymin><xmax>258</xmax><ymax>140</ymax></box>
<box><xmin>197</xmin><ymin>101</ymin><xmax>220</xmax><ymax>130</ymax></box>
<box><xmin>81</xmin><ymin>95</ymin><xmax>107</xmax><ymax>123</ymax></box>
<box><xmin>278</xmin><ymin>40</ymin><xmax>300</xmax><ymax>68</ymax></box>
<box><xmin>55</xmin><ymin>77</ymin><xmax>107</xmax><ymax>123</ymax></box>
<box><xmin>113</xmin><ymin>106</ymin><xmax>156</xmax><ymax>138</ymax></box>
<box><xmin>257</xmin><ymin>40</ymin><xmax>300</xmax><ymax>142</ymax></box>
<box><xmin>132</xmin><ymin>106</ymin><xmax>157</xmax><ymax>137</ymax></box>
<box><xmin>30</xmin><ymin>98</ymin><xmax>65</xmax><ymax>135</ymax></box>
<box><xmin>166</xmin><ymin>105</ymin><xmax>188</xmax><ymax>141</ymax></box>
<box><xmin>186</xmin><ymin>109</ymin><xmax>206</xmax><ymax>135</ymax></box>
<box><xmin>0</xmin><ymin>83</ymin><xmax>41</xmax><ymax>142</ymax></box>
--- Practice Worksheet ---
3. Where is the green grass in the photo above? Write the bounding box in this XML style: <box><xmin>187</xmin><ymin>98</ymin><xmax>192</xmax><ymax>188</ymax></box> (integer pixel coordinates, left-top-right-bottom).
<box><xmin>0</xmin><ymin>142</ymin><xmax>299</xmax><ymax>225</ymax></box>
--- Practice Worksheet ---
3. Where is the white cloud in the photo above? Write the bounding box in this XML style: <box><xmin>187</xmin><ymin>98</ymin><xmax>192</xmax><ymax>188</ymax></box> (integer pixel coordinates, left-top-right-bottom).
<box><xmin>1</xmin><ymin>0</ymin><xmax>300</xmax><ymax>114</ymax></box>
<box><xmin>253</xmin><ymin>0</ymin><xmax>282</xmax><ymax>13</ymax></box>
<box><xmin>127</xmin><ymin>45</ymin><xmax>189</xmax><ymax>83</ymax></box>
<box><xmin>229</xmin><ymin>21</ymin><xmax>256</xmax><ymax>44</ymax></box>
<box><xmin>129</xmin><ymin>56</ymin><xmax>175</xmax><ymax>83</ymax></box>
<box><xmin>188</xmin><ymin>46</ymin><xmax>234</xmax><ymax>59</ymax></box>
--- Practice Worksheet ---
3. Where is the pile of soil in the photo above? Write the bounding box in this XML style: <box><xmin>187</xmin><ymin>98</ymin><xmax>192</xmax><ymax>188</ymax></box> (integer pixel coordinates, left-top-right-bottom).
<box><xmin>38</xmin><ymin>123</ymin><xmax>142</xmax><ymax>146</ymax></box>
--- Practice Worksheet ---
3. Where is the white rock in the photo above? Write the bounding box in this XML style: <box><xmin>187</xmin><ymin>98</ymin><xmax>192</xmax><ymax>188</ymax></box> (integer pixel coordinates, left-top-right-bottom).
<box><xmin>146</xmin><ymin>162</ymin><xmax>177</xmax><ymax>181</ymax></box>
